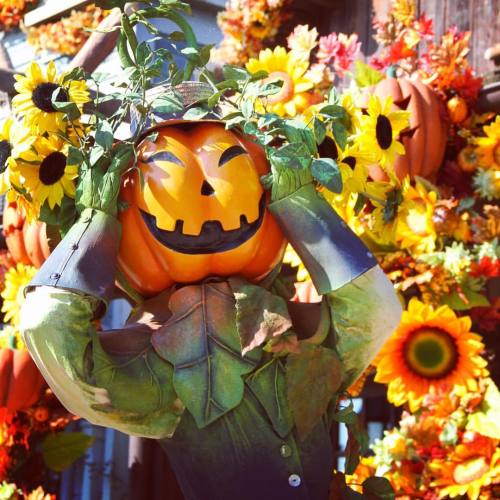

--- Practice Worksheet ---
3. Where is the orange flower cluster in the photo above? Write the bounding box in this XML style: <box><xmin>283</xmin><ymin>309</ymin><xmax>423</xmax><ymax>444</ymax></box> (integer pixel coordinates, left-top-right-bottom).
<box><xmin>348</xmin><ymin>379</ymin><xmax>500</xmax><ymax>499</ymax></box>
<box><xmin>0</xmin><ymin>390</ymin><xmax>76</xmax><ymax>492</ymax></box>
<box><xmin>423</xmin><ymin>28</ymin><xmax>483</xmax><ymax>103</ymax></box>
<box><xmin>213</xmin><ymin>0</ymin><xmax>290</xmax><ymax>65</ymax></box>
<box><xmin>27</xmin><ymin>5</ymin><xmax>109</xmax><ymax>56</ymax></box>
<box><xmin>0</xmin><ymin>0</ymin><xmax>37</xmax><ymax>31</ymax></box>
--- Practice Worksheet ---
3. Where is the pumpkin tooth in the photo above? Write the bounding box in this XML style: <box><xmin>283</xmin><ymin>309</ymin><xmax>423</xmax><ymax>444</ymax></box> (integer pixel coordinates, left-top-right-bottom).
<box><xmin>174</xmin><ymin>220</ymin><xmax>184</xmax><ymax>233</ymax></box>
<box><xmin>240</xmin><ymin>214</ymin><xmax>248</xmax><ymax>226</ymax></box>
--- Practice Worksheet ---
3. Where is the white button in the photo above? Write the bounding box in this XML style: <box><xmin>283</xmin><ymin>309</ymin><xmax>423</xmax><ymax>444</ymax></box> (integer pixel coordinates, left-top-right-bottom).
<box><xmin>288</xmin><ymin>474</ymin><xmax>301</xmax><ymax>487</ymax></box>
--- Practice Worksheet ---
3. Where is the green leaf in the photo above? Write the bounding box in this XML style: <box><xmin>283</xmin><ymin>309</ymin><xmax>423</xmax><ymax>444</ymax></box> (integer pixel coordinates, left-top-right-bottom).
<box><xmin>199</xmin><ymin>44</ymin><xmax>214</xmax><ymax>66</ymax></box>
<box><xmin>42</xmin><ymin>432</ymin><xmax>95</xmax><ymax>472</ymax></box>
<box><xmin>135</xmin><ymin>41</ymin><xmax>153</xmax><ymax>65</ymax></box>
<box><xmin>245</xmin><ymin>359</ymin><xmax>294</xmax><ymax>437</ymax></box>
<box><xmin>207</xmin><ymin>91</ymin><xmax>222</xmax><ymax>108</ymax></box>
<box><xmin>362</xmin><ymin>477</ymin><xmax>395</xmax><ymax>500</ymax></box>
<box><xmin>354</xmin><ymin>60</ymin><xmax>384</xmax><ymax>88</ymax></box>
<box><xmin>216</xmin><ymin>80</ymin><xmax>239</xmax><ymax>91</ymax></box>
<box><xmin>269</xmin><ymin>143</ymin><xmax>312</xmax><ymax>171</ymax></box>
<box><xmin>441</xmin><ymin>289</ymin><xmax>489</xmax><ymax>311</ymax></box>
<box><xmin>151</xmin><ymin>282</ymin><xmax>262</xmax><ymax>428</ymax></box>
<box><xmin>313</xmin><ymin>118</ymin><xmax>327</xmax><ymax>145</ymax></box>
<box><xmin>332</xmin><ymin>122</ymin><xmax>348</xmax><ymax>150</ymax></box>
<box><xmin>319</xmin><ymin>104</ymin><xmax>347</xmax><ymax>120</ymax></box>
<box><xmin>39</xmin><ymin>196</ymin><xmax>77</xmax><ymax>234</ymax></box>
<box><xmin>286</xmin><ymin>345</ymin><xmax>342</xmax><ymax>439</ymax></box>
<box><xmin>67</xmin><ymin>146</ymin><xmax>85</xmax><ymax>167</ymax></box>
<box><xmin>151</xmin><ymin>93</ymin><xmax>184</xmax><ymax>114</ymax></box>
<box><xmin>345</xmin><ymin>421</ymin><xmax>361</xmax><ymax>474</ymax></box>
<box><xmin>223</xmin><ymin>65</ymin><xmax>249</xmax><ymax>81</ymax></box>
<box><xmin>50</xmin><ymin>94</ymin><xmax>81</xmax><ymax>121</ymax></box>
<box><xmin>311</xmin><ymin>158</ymin><xmax>342</xmax><ymax>193</ymax></box>
<box><xmin>95</xmin><ymin>120</ymin><xmax>114</xmax><ymax>151</ymax></box>
<box><xmin>282</xmin><ymin>120</ymin><xmax>317</xmax><ymax>155</ymax></box>
<box><xmin>183</xmin><ymin>106</ymin><xmax>209</xmax><ymax>120</ymax></box>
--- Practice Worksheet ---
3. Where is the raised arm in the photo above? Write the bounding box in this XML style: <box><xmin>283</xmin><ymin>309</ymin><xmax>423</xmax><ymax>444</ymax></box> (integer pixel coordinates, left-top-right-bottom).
<box><xmin>20</xmin><ymin>209</ymin><xmax>183</xmax><ymax>438</ymax></box>
<box><xmin>269</xmin><ymin>181</ymin><xmax>402</xmax><ymax>387</ymax></box>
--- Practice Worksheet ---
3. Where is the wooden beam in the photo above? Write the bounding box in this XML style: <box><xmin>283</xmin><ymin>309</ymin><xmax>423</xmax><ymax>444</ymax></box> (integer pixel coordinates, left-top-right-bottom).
<box><xmin>23</xmin><ymin>0</ymin><xmax>91</xmax><ymax>27</ymax></box>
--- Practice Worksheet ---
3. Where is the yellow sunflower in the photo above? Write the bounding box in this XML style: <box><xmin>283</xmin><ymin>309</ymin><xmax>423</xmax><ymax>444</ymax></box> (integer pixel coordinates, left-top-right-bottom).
<box><xmin>357</xmin><ymin>95</ymin><xmax>410</xmax><ymax>171</ymax></box>
<box><xmin>12</xmin><ymin>61</ymin><xmax>89</xmax><ymax>134</ymax></box>
<box><xmin>340</xmin><ymin>91</ymin><xmax>363</xmax><ymax>133</ymax></box>
<box><xmin>337</xmin><ymin>142</ymin><xmax>375</xmax><ymax>195</ymax></box>
<box><xmin>374</xmin><ymin>298</ymin><xmax>489</xmax><ymax>412</ymax></box>
<box><xmin>0</xmin><ymin>118</ymin><xmax>36</xmax><ymax>194</ymax></box>
<box><xmin>475</xmin><ymin>116</ymin><xmax>500</xmax><ymax>169</ymax></box>
<box><xmin>0</xmin><ymin>325</ymin><xmax>25</xmax><ymax>350</ymax></box>
<box><xmin>430</xmin><ymin>442</ymin><xmax>500</xmax><ymax>499</ymax></box>
<box><xmin>19</xmin><ymin>135</ymin><xmax>78</xmax><ymax>209</ymax></box>
<box><xmin>246</xmin><ymin>46</ymin><xmax>314</xmax><ymax>117</ymax></box>
<box><xmin>1</xmin><ymin>263</ymin><xmax>37</xmax><ymax>326</ymax></box>
<box><xmin>282</xmin><ymin>244</ymin><xmax>310</xmax><ymax>282</ymax></box>
<box><xmin>394</xmin><ymin>181</ymin><xmax>438</xmax><ymax>254</ymax></box>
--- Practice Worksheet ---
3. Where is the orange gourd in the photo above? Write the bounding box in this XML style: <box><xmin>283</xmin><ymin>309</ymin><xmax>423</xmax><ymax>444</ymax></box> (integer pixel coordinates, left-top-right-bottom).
<box><xmin>118</xmin><ymin>121</ymin><xmax>287</xmax><ymax>296</ymax></box>
<box><xmin>447</xmin><ymin>95</ymin><xmax>468</xmax><ymax>124</ymax></box>
<box><xmin>366</xmin><ymin>77</ymin><xmax>448</xmax><ymax>182</ymax></box>
<box><xmin>0</xmin><ymin>348</ymin><xmax>46</xmax><ymax>412</ymax></box>
<box><xmin>2</xmin><ymin>202</ymin><xmax>50</xmax><ymax>269</ymax></box>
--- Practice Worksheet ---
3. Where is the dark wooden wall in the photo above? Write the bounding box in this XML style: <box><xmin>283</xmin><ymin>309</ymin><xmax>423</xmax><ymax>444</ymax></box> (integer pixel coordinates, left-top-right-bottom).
<box><xmin>299</xmin><ymin>0</ymin><xmax>500</xmax><ymax>77</ymax></box>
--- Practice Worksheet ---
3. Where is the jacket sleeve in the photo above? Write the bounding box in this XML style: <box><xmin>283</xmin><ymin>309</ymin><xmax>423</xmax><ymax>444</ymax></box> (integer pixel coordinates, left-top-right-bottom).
<box><xmin>20</xmin><ymin>209</ymin><xmax>183</xmax><ymax>438</ymax></box>
<box><xmin>268</xmin><ymin>185</ymin><xmax>402</xmax><ymax>386</ymax></box>
<box><xmin>326</xmin><ymin>266</ymin><xmax>402</xmax><ymax>388</ymax></box>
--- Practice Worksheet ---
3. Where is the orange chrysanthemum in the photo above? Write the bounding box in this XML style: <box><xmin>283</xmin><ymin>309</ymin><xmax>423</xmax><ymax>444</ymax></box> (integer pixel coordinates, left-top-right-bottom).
<box><xmin>374</xmin><ymin>298</ymin><xmax>488</xmax><ymax>412</ymax></box>
<box><xmin>430</xmin><ymin>433</ymin><xmax>500</xmax><ymax>500</ymax></box>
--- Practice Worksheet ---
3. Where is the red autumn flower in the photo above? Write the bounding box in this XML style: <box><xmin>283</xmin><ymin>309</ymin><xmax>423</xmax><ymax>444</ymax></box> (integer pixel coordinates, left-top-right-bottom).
<box><xmin>470</xmin><ymin>256</ymin><xmax>500</xmax><ymax>278</ymax></box>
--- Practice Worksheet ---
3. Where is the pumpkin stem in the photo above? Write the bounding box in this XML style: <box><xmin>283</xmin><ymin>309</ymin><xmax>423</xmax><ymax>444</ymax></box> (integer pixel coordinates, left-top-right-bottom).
<box><xmin>7</xmin><ymin>333</ymin><xmax>17</xmax><ymax>350</ymax></box>
<box><xmin>387</xmin><ymin>65</ymin><xmax>398</xmax><ymax>78</ymax></box>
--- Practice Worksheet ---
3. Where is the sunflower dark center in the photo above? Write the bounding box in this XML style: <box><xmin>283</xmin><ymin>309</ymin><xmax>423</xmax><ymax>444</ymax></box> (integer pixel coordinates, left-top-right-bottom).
<box><xmin>318</xmin><ymin>136</ymin><xmax>338</xmax><ymax>160</ymax></box>
<box><xmin>32</xmin><ymin>83</ymin><xmax>69</xmax><ymax>113</ymax></box>
<box><xmin>0</xmin><ymin>140</ymin><xmax>12</xmax><ymax>174</ymax></box>
<box><xmin>39</xmin><ymin>152</ymin><xmax>67</xmax><ymax>185</ymax></box>
<box><xmin>404</xmin><ymin>327</ymin><xmax>458</xmax><ymax>380</ymax></box>
<box><xmin>376</xmin><ymin>114</ymin><xmax>393</xmax><ymax>150</ymax></box>
<box><xmin>343</xmin><ymin>156</ymin><xmax>356</xmax><ymax>169</ymax></box>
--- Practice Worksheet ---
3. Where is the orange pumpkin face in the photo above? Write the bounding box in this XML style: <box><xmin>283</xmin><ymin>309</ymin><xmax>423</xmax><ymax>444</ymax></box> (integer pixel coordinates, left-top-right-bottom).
<box><xmin>118</xmin><ymin>121</ymin><xmax>286</xmax><ymax>296</ymax></box>
<box><xmin>365</xmin><ymin>77</ymin><xmax>448</xmax><ymax>181</ymax></box>
<box><xmin>2</xmin><ymin>202</ymin><xmax>50</xmax><ymax>269</ymax></box>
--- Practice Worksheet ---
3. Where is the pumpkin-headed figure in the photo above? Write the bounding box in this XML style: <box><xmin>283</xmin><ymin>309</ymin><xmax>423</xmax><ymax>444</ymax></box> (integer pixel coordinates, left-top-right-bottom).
<box><xmin>118</xmin><ymin>121</ymin><xmax>286</xmax><ymax>296</ymax></box>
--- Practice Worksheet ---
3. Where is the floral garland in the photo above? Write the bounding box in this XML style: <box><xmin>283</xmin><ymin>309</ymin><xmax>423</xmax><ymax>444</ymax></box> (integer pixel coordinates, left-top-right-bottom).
<box><xmin>213</xmin><ymin>0</ymin><xmax>290</xmax><ymax>65</ymax></box>
<box><xmin>0</xmin><ymin>0</ymin><xmax>38</xmax><ymax>31</ymax></box>
<box><xmin>26</xmin><ymin>6</ymin><xmax>110</xmax><ymax>57</ymax></box>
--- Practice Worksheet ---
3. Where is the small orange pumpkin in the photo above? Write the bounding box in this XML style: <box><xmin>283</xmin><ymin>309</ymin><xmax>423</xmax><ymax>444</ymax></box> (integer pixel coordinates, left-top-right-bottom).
<box><xmin>447</xmin><ymin>95</ymin><xmax>468</xmax><ymax>124</ymax></box>
<box><xmin>457</xmin><ymin>146</ymin><xmax>478</xmax><ymax>172</ymax></box>
<box><xmin>0</xmin><ymin>348</ymin><xmax>46</xmax><ymax>412</ymax></box>
<box><xmin>365</xmin><ymin>77</ymin><xmax>448</xmax><ymax>182</ymax></box>
<box><xmin>118</xmin><ymin>121</ymin><xmax>287</xmax><ymax>296</ymax></box>
<box><xmin>2</xmin><ymin>202</ymin><xmax>50</xmax><ymax>269</ymax></box>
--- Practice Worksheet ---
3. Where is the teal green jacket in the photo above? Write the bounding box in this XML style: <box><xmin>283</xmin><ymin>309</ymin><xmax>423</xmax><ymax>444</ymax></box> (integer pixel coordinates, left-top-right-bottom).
<box><xmin>20</xmin><ymin>188</ymin><xmax>401</xmax><ymax>500</ymax></box>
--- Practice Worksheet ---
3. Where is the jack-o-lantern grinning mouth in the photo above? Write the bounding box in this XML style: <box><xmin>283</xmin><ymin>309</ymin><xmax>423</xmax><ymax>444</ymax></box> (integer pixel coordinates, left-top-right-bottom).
<box><xmin>140</xmin><ymin>193</ymin><xmax>266</xmax><ymax>254</ymax></box>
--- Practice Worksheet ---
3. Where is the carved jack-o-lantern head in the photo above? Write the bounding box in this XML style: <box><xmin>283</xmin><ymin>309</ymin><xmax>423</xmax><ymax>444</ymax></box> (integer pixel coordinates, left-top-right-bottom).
<box><xmin>118</xmin><ymin>121</ymin><xmax>286</xmax><ymax>296</ymax></box>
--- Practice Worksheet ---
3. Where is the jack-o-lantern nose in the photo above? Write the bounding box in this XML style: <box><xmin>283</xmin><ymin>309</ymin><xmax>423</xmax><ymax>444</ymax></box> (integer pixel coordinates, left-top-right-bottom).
<box><xmin>201</xmin><ymin>180</ymin><xmax>215</xmax><ymax>196</ymax></box>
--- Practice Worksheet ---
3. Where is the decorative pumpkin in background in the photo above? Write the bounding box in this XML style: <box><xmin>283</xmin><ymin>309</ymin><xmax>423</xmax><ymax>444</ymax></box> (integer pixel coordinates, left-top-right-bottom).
<box><xmin>118</xmin><ymin>121</ymin><xmax>287</xmax><ymax>296</ymax></box>
<box><xmin>0</xmin><ymin>348</ymin><xmax>46</xmax><ymax>412</ymax></box>
<box><xmin>364</xmin><ymin>77</ymin><xmax>448</xmax><ymax>182</ymax></box>
<box><xmin>2</xmin><ymin>202</ymin><xmax>50</xmax><ymax>269</ymax></box>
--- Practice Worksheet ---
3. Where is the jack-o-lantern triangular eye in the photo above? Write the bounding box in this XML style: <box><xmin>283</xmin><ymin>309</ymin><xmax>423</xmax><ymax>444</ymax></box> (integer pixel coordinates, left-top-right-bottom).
<box><xmin>219</xmin><ymin>145</ymin><xmax>247</xmax><ymax>166</ymax></box>
<box><xmin>394</xmin><ymin>95</ymin><xmax>411</xmax><ymax>110</ymax></box>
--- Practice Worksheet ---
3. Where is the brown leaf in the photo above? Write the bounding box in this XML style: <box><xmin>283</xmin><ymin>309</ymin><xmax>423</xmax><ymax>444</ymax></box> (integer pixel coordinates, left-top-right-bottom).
<box><xmin>286</xmin><ymin>344</ymin><xmax>342</xmax><ymax>439</ymax></box>
<box><xmin>231</xmin><ymin>278</ymin><xmax>293</xmax><ymax>356</ymax></box>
